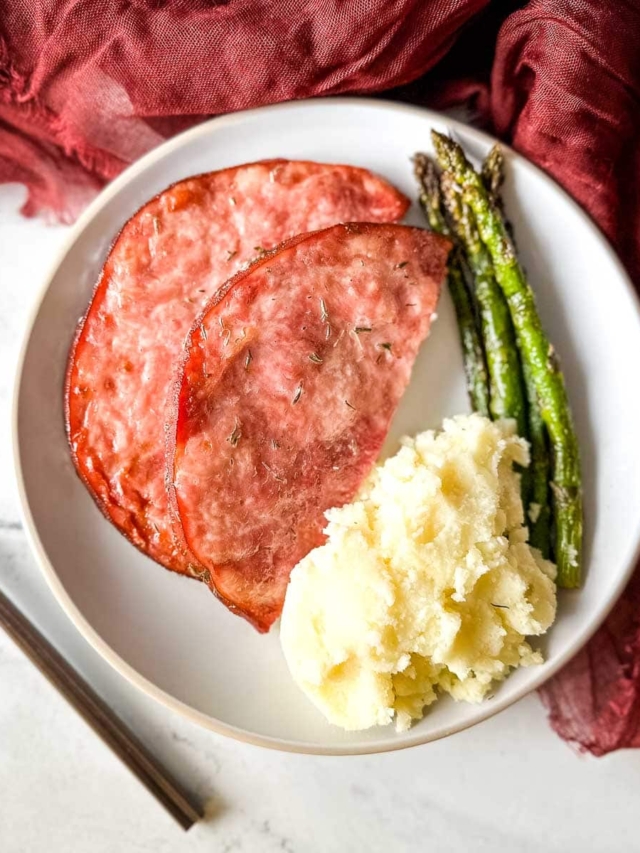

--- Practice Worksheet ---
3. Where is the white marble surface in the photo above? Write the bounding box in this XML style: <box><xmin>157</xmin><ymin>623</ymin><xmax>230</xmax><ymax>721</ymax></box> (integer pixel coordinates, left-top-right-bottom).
<box><xmin>1</xmin><ymin>183</ymin><xmax>640</xmax><ymax>853</ymax></box>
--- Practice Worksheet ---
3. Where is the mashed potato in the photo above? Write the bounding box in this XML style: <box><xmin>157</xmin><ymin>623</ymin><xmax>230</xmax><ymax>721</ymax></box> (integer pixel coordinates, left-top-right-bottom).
<box><xmin>280</xmin><ymin>414</ymin><xmax>557</xmax><ymax>731</ymax></box>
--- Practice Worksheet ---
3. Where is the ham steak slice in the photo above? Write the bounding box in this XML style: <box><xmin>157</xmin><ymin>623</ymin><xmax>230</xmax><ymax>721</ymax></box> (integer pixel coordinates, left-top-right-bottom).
<box><xmin>66</xmin><ymin>161</ymin><xmax>408</xmax><ymax>577</ymax></box>
<box><xmin>170</xmin><ymin>223</ymin><xmax>450</xmax><ymax>630</ymax></box>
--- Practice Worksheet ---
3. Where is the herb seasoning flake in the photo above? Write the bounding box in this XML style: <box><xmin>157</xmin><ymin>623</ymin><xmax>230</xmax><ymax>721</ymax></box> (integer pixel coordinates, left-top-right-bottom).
<box><xmin>227</xmin><ymin>420</ymin><xmax>241</xmax><ymax>447</ymax></box>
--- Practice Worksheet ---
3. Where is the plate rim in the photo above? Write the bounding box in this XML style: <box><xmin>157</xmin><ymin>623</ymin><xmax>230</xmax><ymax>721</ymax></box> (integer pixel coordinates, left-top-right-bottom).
<box><xmin>12</xmin><ymin>96</ymin><xmax>640</xmax><ymax>755</ymax></box>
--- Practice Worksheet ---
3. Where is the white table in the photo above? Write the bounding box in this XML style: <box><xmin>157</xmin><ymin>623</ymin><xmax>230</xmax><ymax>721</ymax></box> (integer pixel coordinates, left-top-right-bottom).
<box><xmin>1</xmin><ymin>183</ymin><xmax>639</xmax><ymax>853</ymax></box>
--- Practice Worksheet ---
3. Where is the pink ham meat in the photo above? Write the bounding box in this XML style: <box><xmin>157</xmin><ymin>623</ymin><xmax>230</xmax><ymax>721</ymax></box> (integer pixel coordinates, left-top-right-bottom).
<box><xmin>66</xmin><ymin>161</ymin><xmax>408</xmax><ymax>578</ymax></box>
<box><xmin>170</xmin><ymin>223</ymin><xmax>451</xmax><ymax>630</ymax></box>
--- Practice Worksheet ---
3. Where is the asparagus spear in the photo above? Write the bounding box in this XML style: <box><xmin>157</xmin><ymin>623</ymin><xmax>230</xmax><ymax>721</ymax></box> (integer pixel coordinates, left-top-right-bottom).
<box><xmin>521</xmin><ymin>359</ymin><xmax>553</xmax><ymax>557</ymax></box>
<box><xmin>432</xmin><ymin>131</ymin><xmax>582</xmax><ymax>586</ymax></box>
<box><xmin>440</xmin><ymin>172</ymin><xmax>528</xmax><ymax>439</ymax></box>
<box><xmin>481</xmin><ymin>146</ymin><xmax>504</xmax><ymax>209</ymax></box>
<box><xmin>483</xmin><ymin>149</ymin><xmax>552</xmax><ymax>556</ymax></box>
<box><xmin>414</xmin><ymin>154</ymin><xmax>490</xmax><ymax>417</ymax></box>
<box><xmin>482</xmin><ymin>146</ymin><xmax>518</xmax><ymax>243</ymax></box>
<box><xmin>482</xmin><ymin>147</ymin><xmax>552</xmax><ymax>557</ymax></box>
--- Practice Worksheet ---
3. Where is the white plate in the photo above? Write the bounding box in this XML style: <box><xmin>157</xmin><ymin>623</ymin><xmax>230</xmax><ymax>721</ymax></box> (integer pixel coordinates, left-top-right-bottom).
<box><xmin>13</xmin><ymin>99</ymin><xmax>640</xmax><ymax>754</ymax></box>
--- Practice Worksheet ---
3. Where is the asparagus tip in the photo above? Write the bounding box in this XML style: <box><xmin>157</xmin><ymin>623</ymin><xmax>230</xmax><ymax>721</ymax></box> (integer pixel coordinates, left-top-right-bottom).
<box><xmin>430</xmin><ymin>130</ymin><xmax>468</xmax><ymax>177</ymax></box>
<box><xmin>413</xmin><ymin>152</ymin><xmax>439</xmax><ymax>199</ymax></box>
<box><xmin>482</xmin><ymin>145</ymin><xmax>505</xmax><ymax>199</ymax></box>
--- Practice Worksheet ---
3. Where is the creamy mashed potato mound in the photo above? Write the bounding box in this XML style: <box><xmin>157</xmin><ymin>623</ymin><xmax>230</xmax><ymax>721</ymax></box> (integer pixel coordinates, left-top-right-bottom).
<box><xmin>280</xmin><ymin>414</ymin><xmax>557</xmax><ymax>731</ymax></box>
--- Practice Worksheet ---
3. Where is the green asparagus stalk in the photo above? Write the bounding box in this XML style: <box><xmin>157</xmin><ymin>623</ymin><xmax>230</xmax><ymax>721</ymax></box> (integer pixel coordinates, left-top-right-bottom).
<box><xmin>481</xmin><ymin>144</ymin><xmax>517</xmax><ymax>249</ymax></box>
<box><xmin>432</xmin><ymin>131</ymin><xmax>582</xmax><ymax>586</ymax></box>
<box><xmin>521</xmin><ymin>359</ymin><xmax>553</xmax><ymax>557</ymax></box>
<box><xmin>440</xmin><ymin>172</ymin><xmax>528</xmax><ymax>439</ymax></box>
<box><xmin>481</xmin><ymin>146</ymin><xmax>504</xmax><ymax>207</ymax></box>
<box><xmin>482</xmin><ymin>146</ymin><xmax>552</xmax><ymax>558</ymax></box>
<box><xmin>414</xmin><ymin>154</ymin><xmax>490</xmax><ymax>417</ymax></box>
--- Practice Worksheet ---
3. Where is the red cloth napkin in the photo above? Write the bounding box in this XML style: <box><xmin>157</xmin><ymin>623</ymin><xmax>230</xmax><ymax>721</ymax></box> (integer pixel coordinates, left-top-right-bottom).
<box><xmin>2</xmin><ymin>0</ymin><xmax>640</xmax><ymax>754</ymax></box>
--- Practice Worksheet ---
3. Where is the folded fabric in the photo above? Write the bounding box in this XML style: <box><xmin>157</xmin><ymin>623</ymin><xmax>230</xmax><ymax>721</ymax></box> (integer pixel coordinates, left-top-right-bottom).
<box><xmin>0</xmin><ymin>0</ymin><xmax>486</xmax><ymax>221</ymax></box>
